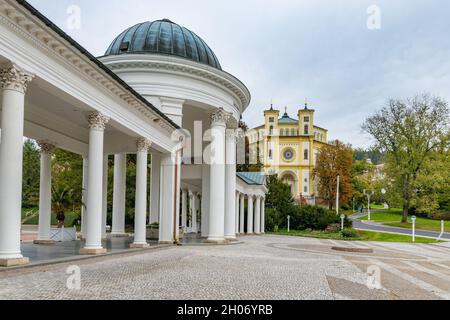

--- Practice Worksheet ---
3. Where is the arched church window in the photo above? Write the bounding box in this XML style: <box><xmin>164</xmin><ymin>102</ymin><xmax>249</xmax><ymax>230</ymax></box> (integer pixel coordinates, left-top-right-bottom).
<box><xmin>304</xmin><ymin>125</ymin><xmax>309</xmax><ymax>135</ymax></box>
<box><xmin>304</xmin><ymin>149</ymin><xmax>309</xmax><ymax>160</ymax></box>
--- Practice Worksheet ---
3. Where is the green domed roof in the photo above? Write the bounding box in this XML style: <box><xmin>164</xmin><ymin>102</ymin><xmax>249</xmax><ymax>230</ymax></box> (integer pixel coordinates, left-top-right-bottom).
<box><xmin>105</xmin><ymin>19</ymin><xmax>222</xmax><ymax>70</ymax></box>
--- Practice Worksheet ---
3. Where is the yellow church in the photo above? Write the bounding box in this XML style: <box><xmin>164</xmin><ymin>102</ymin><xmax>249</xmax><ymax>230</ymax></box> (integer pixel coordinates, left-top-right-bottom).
<box><xmin>247</xmin><ymin>103</ymin><xmax>329</xmax><ymax>201</ymax></box>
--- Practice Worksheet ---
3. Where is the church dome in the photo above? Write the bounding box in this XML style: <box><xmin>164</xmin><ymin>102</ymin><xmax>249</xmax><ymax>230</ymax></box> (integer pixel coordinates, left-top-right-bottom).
<box><xmin>104</xmin><ymin>19</ymin><xmax>222</xmax><ymax>70</ymax></box>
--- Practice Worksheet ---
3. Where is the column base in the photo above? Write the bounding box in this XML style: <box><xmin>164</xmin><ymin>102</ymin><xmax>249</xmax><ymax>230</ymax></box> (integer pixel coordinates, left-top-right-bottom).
<box><xmin>0</xmin><ymin>257</ymin><xmax>29</xmax><ymax>267</ymax></box>
<box><xmin>246</xmin><ymin>233</ymin><xmax>254</xmax><ymax>235</ymax></box>
<box><xmin>33</xmin><ymin>240</ymin><xmax>56</xmax><ymax>245</ymax></box>
<box><xmin>129</xmin><ymin>243</ymin><xmax>150</xmax><ymax>249</ymax></box>
<box><xmin>110</xmin><ymin>233</ymin><xmax>129</xmax><ymax>238</ymax></box>
<box><xmin>225</xmin><ymin>236</ymin><xmax>238</xmax><ymax>242</ymax></box>
<box><xmin>159</xmin><ymin>241</ymin><xmax>175</xmax><ymax>245</ymax></box>
<box><xmin>205</xmin><ymin>238</ymin><xmax>229</xmax><ymax>245</ymax></box>
<box><xmin>79</xmin><ymin>248</ymin><xmax>107</xmax><ymax>255</ymax></box>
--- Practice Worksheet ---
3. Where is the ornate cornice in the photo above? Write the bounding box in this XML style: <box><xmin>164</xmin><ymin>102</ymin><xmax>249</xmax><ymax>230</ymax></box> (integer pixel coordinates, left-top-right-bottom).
<box><xmin>210</xmin><ymin>108</ymin><xmax>231</xmax><ymax>126</ymax></box>
<box><xmin>136</xmin><ymin>137</ymin><xmax>152</xmax><ymax>152</ymax></box>
<box><xmin>37</xmin><ymin>141</ymin><xmax>55</xmax><ymax>155</ymax></box>
<box><xmin>86</xmin><ymin>112</ymin><xmax>110</xmax><ymax>130</ymax></box>
<box><xmin>0</xmin><ymin>63</ymin><xmax>34</xmax><ymax>94</ymax></box>
<box><xmin>100</xmin><ymin>55</ymin><xmax>251</xmax><ymax>110</ymax></box>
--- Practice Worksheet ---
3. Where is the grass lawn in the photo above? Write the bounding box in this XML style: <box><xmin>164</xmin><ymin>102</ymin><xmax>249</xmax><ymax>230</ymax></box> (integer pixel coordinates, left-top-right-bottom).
<box><xmin>270</xmin><ymin>229</ymin><xmax>440</xmax><ymax>243</ymax></box>
<box><xmin>22</xmin><ymin>208</ymin><xmax>80</xmax><ymax>228</ymax></box>
<box><xmin>360</xmin><ymin>209</ymin><xmax>447</xmax><ymax>232</ymax></box>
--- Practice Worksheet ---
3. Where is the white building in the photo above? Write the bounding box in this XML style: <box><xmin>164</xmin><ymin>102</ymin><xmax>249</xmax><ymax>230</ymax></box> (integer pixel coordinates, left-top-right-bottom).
<box><xmin>0</xmin><ymin>0</ymin><xmax>266</xmax><ymax>267</ymax></box>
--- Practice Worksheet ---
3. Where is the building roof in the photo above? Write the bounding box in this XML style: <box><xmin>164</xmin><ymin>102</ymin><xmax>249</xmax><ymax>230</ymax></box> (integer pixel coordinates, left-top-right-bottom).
<box><xmin>278</xmin><ymin>113</ymin><xmax>298</xmax><ymax>124</ymax></box>
<box><xmin>237</xmin><ymin>172</ymin><xmax>266</xmax><ymax>186</ymax></box>
<box><xmin>17</xmin><ymin>0</ymin><xmax>179</xmax><ymax>130</ymax></box>
<box><xmin>105</xmin><ymin>20</ymin><xmax>222</xmax><ymax>70</ymax></box>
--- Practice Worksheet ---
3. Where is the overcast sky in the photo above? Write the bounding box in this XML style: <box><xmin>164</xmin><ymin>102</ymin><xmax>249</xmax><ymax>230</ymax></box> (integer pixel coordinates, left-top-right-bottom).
<box><xmin>27</xmin><ymin>0</ymin><xmax>450</xmax><ymax>148</ymax></box>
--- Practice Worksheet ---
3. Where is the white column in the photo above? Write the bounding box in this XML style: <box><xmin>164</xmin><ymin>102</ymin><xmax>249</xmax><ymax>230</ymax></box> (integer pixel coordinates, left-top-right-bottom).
<box><xmin>261</xmin><ymin>198</ymin><xmax>266</xmax><ymax>234</ymax></box>
<box><xmin>239</xmin><ymin>194</ymin><xmax>245</xmax><ymax>234</ymax></box>
<box><xmin>235</xmin><ymin>192</ymin><xmax>240</xmax><ymax>235</ymax></box>
<box><xmin>131</xmin><ymin>138</ymin><xmax>151</xmax><ymax>248</ymax></box>
<box><xmin>224</xmin><ymin>129</ymin><xmax>237</xmax><ymax>241</ymax></box>
<box><xmin>191</xmin><ymin>192</ymin><xmax>198</xmax><ymax>233</ymax></box>
<box><xmin>159</xmin><ymin>152</ymin><xmax>179</xmax><ymax>244</ymax></box>
<box><xmin>149</xmin><ymin>153</ymin><xmax>161</xmax><ymax>224</ymax></box>
<box><xmin>34</xmin><ymin>142</ymin><xmax>55</xmax><ymax>245</ymax></box>
<box><xmin>181</xmin><ymin>189</ymin><xmax>188</xmax><ymax>233</ymax></box>
<box><xmin>80</xmin><ymin>112</ymin><xmax>110</xmax><ymax>255</ymax></box>
<box><xmin>207</xmin><ymin>108</ymin><xmax>229</xmax><ymax>243</ymax></box>
<box><xmin>81</xmin><ymin>157</ymin><xmax>89</xmax><ymax>237</ymax></box>
<box><xmin>111</xmin><ymin>153</ymin><xmax>127</xmax><ymax>236</ymax></box>
<box><xmin>247</xmin><ymin>195</ymin><xmax>254</xmax><ymax>234</ymax></box>
<box><xmin>101</xmin><ymin>155</ymin><xmax>109</xmax><ymax>239</ymax></box>
<box><xmin>0</xmin><ymin>63</ymin><xmax>33</xmax><ymax>266</ymax></box>
<box><xmin>201</xmin><ymin>164</ymin><xmax>210</xmax><ymax>237</ymax></box>
<box><xmin>254</xmin><ymin>196</ymin><xmax>261</xmax><ymax>234</ymax></box>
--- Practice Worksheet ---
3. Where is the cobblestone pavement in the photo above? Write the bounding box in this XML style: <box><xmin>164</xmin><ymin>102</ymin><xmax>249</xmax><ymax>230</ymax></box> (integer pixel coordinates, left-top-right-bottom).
<box><xmin>0</xmin><ymin>235</ymin><xmax>449</xmax><ymax>300</ymax></box>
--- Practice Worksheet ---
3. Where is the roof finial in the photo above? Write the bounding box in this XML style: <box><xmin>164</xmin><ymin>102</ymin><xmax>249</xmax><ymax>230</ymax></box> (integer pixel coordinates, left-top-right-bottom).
<box><xmin>270</xmin><ymin>98</ymin><xmax>274</xmax><ymax>111</ymax></box>
<box><xmin>284</xmin><ymin>106</ymin><xmax>288</xmax><ymax>116</ymax></box>
<box><xmin>305</xmin><ymin>98</ymin><xmax>308</xmax><ymax>110</ymax></box>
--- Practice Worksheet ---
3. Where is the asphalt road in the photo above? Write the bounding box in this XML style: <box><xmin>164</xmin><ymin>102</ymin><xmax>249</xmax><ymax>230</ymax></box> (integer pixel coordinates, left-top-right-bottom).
<box><xmin>350</xmin><ymin>211</ymin><xmax>450</xmax><ymax>240</ymax></box>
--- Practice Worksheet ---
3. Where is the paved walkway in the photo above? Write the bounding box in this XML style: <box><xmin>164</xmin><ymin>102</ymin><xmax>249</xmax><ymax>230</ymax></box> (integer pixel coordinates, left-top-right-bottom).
<box><xmin>1</xmin><ymin>235</ymin><xmax>449</xmax><ymax>300</ymax></box>
<box><xmin>350</xmin><ymin>212</ymin><xmax>450</xmax><ymax>240</ymax></box>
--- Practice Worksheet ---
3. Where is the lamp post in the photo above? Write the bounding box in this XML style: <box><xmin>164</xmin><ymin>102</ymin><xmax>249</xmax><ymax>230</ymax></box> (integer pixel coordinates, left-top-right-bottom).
<box><xmin>336</xmin><ymin>175</ymin><xmax>340</xmax><ymax>215</ymax></box>
<box><xmin>363</xmin><ymin>189</ymin><xmax>374</xmax><ymax>221</ymax></box>
<box><xmin>411</xmin><ymin>216</ymin><xmax>417</xmax><ymax>243</ymax></box>
<box><xmin>287</xmin><ymin>215</ymin><xmax>291</xmax><ymax>233</ymax></box>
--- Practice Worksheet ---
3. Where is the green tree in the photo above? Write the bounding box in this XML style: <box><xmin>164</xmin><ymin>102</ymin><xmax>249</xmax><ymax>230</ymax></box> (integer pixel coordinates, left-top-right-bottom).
<box><xmin>22</xmin><ymin>139</ymin><xmax>40</xmax><ymax>208</ymax></box>
<box><xmin>363</xmin><ymin>94</ymin><xmax>450</xmax><ymax>222</ymax></box>
<box><xmin>51</xmin><ymin>185</ymin><xmax>74</xmax><ymax>228</ymax></box>
<box><xmin>313</xmin><ymin>140</ymin><xmax>353</xmax><ymax>210</ymax></box>
<box><xmin>265</xmin><ymin>174</ymin><xmax>296</xmax><ymax>227</ymax></box>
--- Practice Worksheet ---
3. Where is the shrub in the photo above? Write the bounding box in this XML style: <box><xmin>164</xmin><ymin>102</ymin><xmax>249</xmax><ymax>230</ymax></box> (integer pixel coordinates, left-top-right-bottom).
<box><xmin>265</xmin><ymin>208</ymin><xmax>280</xmax><ymax>232</ymax></box>
<box><xmin>432</xmin><ymin>212</ymin><xmax>450</xmax><ymax>221</ymax></box>
<box><xmin>341</xmin><ymin>228</ymin><xmax>359</xmax><ymax>238</ymax></box>
<box><xmin>325</xmin><ymin>224</ymin><xmax>340</xmax><ymax>233</ymax></box>
<box><xmin>290</xmin><ymin>205</ymin><xmax>341</xmax><ymax>231</ymax></box>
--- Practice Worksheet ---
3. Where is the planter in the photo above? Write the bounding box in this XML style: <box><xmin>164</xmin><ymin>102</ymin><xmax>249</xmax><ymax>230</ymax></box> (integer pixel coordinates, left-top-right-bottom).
<box><xmin>146</xmin><ymin>225</ymin><xmax>159</xmax><ymax>240</ymax></box>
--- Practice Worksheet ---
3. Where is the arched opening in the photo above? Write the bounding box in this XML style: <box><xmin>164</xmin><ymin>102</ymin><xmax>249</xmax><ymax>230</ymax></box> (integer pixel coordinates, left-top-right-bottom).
<box><xmin>280</xmin><ymin>172</ymin><xmax>298</xmax><ymax>196</ymax></box>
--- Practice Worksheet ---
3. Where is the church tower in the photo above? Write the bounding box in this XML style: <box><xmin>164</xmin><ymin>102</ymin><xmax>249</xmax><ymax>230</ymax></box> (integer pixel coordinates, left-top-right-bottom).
<box><xmin>298</xmin><ymin>102</ymin><xmax>315</xmax><ymax>136</ymax></box>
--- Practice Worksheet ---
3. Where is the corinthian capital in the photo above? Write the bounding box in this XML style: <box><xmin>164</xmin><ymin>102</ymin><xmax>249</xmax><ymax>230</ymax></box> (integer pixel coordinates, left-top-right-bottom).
<box><xmin>0</xmin><ymin>63</ymin><xmax>34</xmax><ymax>94</ymax></box>
<box><xmin>137</xmin><ymin>138</ymin><xmax>152</xmax><ymax>152</ymax></box>
<box><xmin>210</xmin><ymin>108</ymin><xmax>231</xmax><ymax>126</ymax></box>
<box><xmin>37</xmin><ymin>141</ymin><xmax>56</xmax><ymax>155</ymax></box>
<box><xmin>86</xmin><ymin>112</ymin><xmax>110</xmax><ymax>130</ymax></box>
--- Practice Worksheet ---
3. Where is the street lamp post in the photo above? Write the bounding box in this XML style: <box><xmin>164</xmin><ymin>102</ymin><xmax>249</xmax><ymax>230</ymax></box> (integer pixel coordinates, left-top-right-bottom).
<box><xmin>336</xmin><ymin>175</ymin><xmax>340</xmax><ymax>215</ymax></box>
<box><xmin>363</xmin><ymin>189</ymin><xmax>375</xmax><ymax>221</ymax></box>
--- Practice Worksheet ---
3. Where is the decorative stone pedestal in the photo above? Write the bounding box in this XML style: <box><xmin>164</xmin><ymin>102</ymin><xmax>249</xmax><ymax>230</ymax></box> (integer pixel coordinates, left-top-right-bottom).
<box><xmin>79</xmin><ymin>248</ymin><xmax>107</xmax><ymax>255</ymax></box>
<box><xmin>129</xmin><ymin>243</ymin><xmax>150</xmax><ymax>249</ymax></box>
<box><xmin>0</xmin><ymin>257</ymin><xmax>29</xmax><ymax>267</ymax></box>
<box><xmin>33</xmin><ymin>240</ymin><xmax>56</xmax><ymax>245</ymax></box>
<box><xmin>109</xmin><ymin>233</ymin><xmax>129</xmax><ymax>238</ymax></box>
